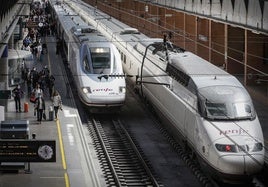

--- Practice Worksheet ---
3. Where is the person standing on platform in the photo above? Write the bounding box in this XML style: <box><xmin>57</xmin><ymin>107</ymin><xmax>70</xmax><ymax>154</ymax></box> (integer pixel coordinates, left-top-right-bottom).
<box><xmin>36</xmin><ymin>43</ymin><xmax>42</xmax><ymax>62</ymax></box>
<box><xmin>41</xmin><ymin>65</ymin><xmax>50</xmax><ymax>87</ymax></box>
<box><xmin>52</xmin><ymin>90</ymin><xmax>62</xmax><ymax>120</ymax></box>
<box><xmin>26</xmin><ymin>68</ymin><xmax>32</xmax><ymax>96</ymax></box>
<box><xmin>35</xmin><ymin>94</ymin><xmax>45</xmax><ymax>124</ymax></box>
<box><xmin>30</xmin><ymin>67</ymin><xmax>38</xmax><ymax>89</ymax></box>
<box><xmin>48</xmin><ymin>75</ymin><xmax>55</xmax><ymax>98</ymax></box>
<box><xmin>32</xmin><ymin>83</ymin><xmax>43</xmax><ymax>98</ymax></box>
<box><xmin>12</xmin><ymin>85</ymin><xmax>24</xmax><ymax>112</ymax></box>
<box><xmin>21</xmin><ymin>58</ymin><xmax>27</xmax><ymax>82</ymax></box>
<box><xmin>56</xmin><ymin>39</ymin><xmax>61</xmax><ymax>55</ymax></box>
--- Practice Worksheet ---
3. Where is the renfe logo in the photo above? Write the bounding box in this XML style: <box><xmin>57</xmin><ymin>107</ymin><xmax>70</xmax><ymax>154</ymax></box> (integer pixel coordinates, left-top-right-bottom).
<box><xmin>220</xmin><ymin>128</ymin><xmax>249</xmax><ymax>136</ymax></box>
<box><xmin>93</xmin><ymin>88</ymin><xmax>113</xmax><ymax>92</ymax></box>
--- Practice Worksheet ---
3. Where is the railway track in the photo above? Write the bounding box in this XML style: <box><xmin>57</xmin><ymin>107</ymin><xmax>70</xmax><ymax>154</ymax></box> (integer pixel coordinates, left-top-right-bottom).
<box><xmin>87</xmin><ymin>116</ymin><xmax>162</xmax><ymax>187</ymax></box>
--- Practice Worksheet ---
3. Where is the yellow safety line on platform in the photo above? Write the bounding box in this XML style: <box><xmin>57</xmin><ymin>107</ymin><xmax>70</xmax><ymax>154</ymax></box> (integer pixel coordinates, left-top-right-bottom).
<box><xmin>56</xmin><ymin>119</ymin><xmax>67</xmax><ymax>168</ymax></box>
<box><xmin>65</xmin><ymin>172</ymin><xmax>70</xmax><ymax>187</ymax></box>
<box><xmin>47</xmin><ymin>38</ymin><xmax>69</xmax><ymax>187</ymax></box>
<box><xmin>57</xmin><ymin>114</ymin><xmax>69</xmax><ymax>187</ymax></box>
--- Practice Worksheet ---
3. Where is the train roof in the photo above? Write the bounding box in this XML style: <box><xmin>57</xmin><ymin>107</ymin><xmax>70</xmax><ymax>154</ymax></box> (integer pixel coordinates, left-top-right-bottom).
<box><xmin>72</xmin><ymin>2</ymin><xmax>244</xmax><ymax>89</ymax></box>
<box><xmin>170</xmin><ymin>52</ymin><xmax>227</xmax><ymax>76</ymax></box>
<box><xmin>99</xmin><ymin>21</ymin><xmax>243</xmax><ymax>88</ymax></box>
<box><xmin>170</xmin><ymin>51</ymin><xmax>242</xmax><ymax>88</ymax></box>
<box><xmin>72</xmin><ymin>27</ymin><xmax>108</xmax><ymax>43</ymax></box>
<box><xmin>54</xmin><ymin>3</ymin><xmax>108</xmax><ymax>44</ymax></box>
<box><xmin>169</xmin><ymin>52</ymin><xmax>243</xmax><ymax>88</ymax></box>
<box><xmin>54</xmin><ymin>4</ymin><xmax>85</xmax><ymax>37</ymax></box>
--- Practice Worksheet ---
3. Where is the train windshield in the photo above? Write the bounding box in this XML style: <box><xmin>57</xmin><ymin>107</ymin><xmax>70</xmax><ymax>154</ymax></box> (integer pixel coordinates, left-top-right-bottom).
<box><xmin>90</xmin><ymin>47</ymin><xmax>111</xmax><ymax>74</ymax></box>
<box><xmin>198</xmin><ymin>86</ymin><xmax>256</xmax><ymax>120</ymax></box>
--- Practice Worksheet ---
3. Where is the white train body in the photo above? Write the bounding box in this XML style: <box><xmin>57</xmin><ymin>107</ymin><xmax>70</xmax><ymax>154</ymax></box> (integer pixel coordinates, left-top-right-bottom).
<box><xmin>52</xmin><ymin>2</ymin><xmax>126</xmax><ymax>108</ymax></box>
<box><xmin>65</xmin><ymin>0</ymin><xmax>264</xmax><ymax>182</ymax></box>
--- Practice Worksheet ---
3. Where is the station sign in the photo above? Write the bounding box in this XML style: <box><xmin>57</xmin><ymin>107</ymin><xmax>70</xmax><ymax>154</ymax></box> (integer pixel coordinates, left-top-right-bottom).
<box><xmin>26</xmin><ymin>21</ymin><xmax>38</xmax><ymax>28</ymax></box>
<box><xmin>0</xmin><ymin>140</ymin><xmax>56</xmax><ymax>162</ymax></box>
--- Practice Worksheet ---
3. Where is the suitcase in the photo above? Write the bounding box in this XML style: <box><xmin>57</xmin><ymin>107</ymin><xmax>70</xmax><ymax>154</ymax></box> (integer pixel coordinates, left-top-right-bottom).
<box><xmin>49</xmin><ymin>106</ymin><xmax>54</xmax><ymax>121</ymax></box>
<box><xmin>24</xmin><ymin>102</ymin><xmax>29</xmax><ymax>113</ymax></box>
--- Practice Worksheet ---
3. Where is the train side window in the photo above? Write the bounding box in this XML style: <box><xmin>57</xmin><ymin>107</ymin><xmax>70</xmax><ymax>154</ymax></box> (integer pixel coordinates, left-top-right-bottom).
<box><xmin>123</xmin><ymin>54</ymin><xmax>126</xmax><ymax>64</ymax></box>
<box><xmin>113</xmin><ymin>55</ymin><xmax>117</xmax><ymax>71</ymax></box>
<box><xmin>264</xmin><ymin>42</ymin><xmax>268</xmax><ymax>64</ymax></box>
<box><xmin>197</xmin><ymin>94</ymin><xmax>207</xmax><ymax>117</ymax></box>
<box><xmin>121</xmin><ymin>53</ymin><xmax>126</xmax><ymax>64</ymax></box>
<box><xmin>187</xmin><ymin>79</ymin><xmax>197</xmax><ymax>95</ymax></box>
<box><xmin>121</xmin><ymin>52</ymin><xmax>124</xmax><ymax>61</ymax></box>
<box><xmin>166</xmin><ymin>63</ymin><xmax>190</xmax><ymax>88</ymax></box>
<box><xmin>83</xmin><ymin>56</ymin><xmax>91</xmax><ymax>73</ymax></box>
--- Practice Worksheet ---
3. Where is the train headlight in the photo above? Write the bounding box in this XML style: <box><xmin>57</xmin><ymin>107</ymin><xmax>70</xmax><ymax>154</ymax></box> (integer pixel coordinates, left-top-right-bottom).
<box><xmin>216</xmin><ymin>143</ymin><xmax>263</xmax><ymax>153</ymax></box>
<box><xmin>251</xmin><ymin>142</ymin><xmax>263</xmax><ymax>152</ymax></box>
<box><xmin>82</xmin><ymin>87</ymin><xmax>91</xmax><ymax>94</ymax></box>
<box><xmin>119</xmin><ymin>86</ymin><xmax>126</xmax><ymax>94</ymax></box>
<box><xmin>215</xmin><ymin>144</ymin><xmax>237</xmax><ymax>152</ymax></box>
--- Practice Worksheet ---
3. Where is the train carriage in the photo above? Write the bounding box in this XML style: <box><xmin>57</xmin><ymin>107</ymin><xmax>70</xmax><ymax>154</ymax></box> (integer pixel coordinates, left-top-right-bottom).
<box><xmin>52</xmin><ymin>1</ymin><xmax>126</xmax><ymax>109</ymax></box>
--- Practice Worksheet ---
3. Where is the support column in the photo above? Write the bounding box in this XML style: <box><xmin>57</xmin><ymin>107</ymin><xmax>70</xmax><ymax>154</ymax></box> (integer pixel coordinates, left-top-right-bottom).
<box><xmin>183</xmin><ymin>13</ymin><xmax>186</xmax><ymax>49</ymax></box>
<box><xmin>195</xmin><ymin>16</ymin><xmax>198</xmax><ymax>53</ymax></box>
<box><xmin>0</xmin><ymin>58</ymin><xmax>9</xmax><ymax>88</ymax></box>
<box><xmin>208</xmin><ymin>19</ymin><xmax>211</xmax><ymax>63</ymax></box>
<box><xmin>244</xmin><ymin>29</ymin><xmax>248</xmax><ymax>85</ymax></box>
<box><xmin>224</xmin><ymin>24</ymin><xmax>228</xmax><ymax>71</ymax></box>
<box><xmin>0</xmin><ymin>46</ymin><xmax>9</xmax><ymax>112</ymax></box>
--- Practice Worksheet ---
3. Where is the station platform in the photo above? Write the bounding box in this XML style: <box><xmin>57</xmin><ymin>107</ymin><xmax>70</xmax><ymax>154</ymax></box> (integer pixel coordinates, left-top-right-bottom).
<box><xmin>0</xmin><ymin>36</ymin><xmax>104</xmax><ymax>187</ymax></box>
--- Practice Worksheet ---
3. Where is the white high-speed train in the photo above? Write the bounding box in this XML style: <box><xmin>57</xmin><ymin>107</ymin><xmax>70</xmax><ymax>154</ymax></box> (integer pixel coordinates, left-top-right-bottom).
<box><xmin>51</xmin><ymin>1</ymin><xmax>126</xmax><ymax>109</ymax></box>
<box><xmin>65</xmin><ymin>0</ymin><xmax>265</xmax><ymax>183</ymax></box>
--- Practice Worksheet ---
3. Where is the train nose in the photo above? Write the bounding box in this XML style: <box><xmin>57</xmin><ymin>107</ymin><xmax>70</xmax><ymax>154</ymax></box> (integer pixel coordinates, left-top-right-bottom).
<box><xmin>216</xmin><ymin>154</ymin><xmax>264</xmax><ymax>183</ymax></box>
<box><xmin>217</xmin><ymin>154</ymin><xmax>264</xmax><ymax>175</ymax></box>
<box><xmin>214</xmin><ymin>134</ymin><xmax>264</xmax><ymax>175</ymax></box>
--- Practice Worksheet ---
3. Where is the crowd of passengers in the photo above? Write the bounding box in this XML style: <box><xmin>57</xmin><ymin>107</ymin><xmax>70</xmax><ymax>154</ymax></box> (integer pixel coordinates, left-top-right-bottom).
<box><xmin>21</xmin><ymin>0</ymin><xmax>56</xmax><ymax>61</ymax></box>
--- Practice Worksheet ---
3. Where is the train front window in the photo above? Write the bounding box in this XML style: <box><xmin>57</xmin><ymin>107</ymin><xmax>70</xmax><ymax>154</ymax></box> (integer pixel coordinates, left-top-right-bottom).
<box><xmin>90</xmin><ymin>47</ymin><xmax>111</xmax><ymax>74</ymax></box>
<box><xmin>233</xmin><ymin>103</ymin><xmax>253</xmax><ymax>119</ymax></box>
<box><xmin>198</xmin><ymin>86</ymin><xmax>256</xmax><ymax>120</ymax></box>
<box><xmin>205</xmin><ymin>103</ymin><xmax>227</xmax><ymax>119</ymax></box>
